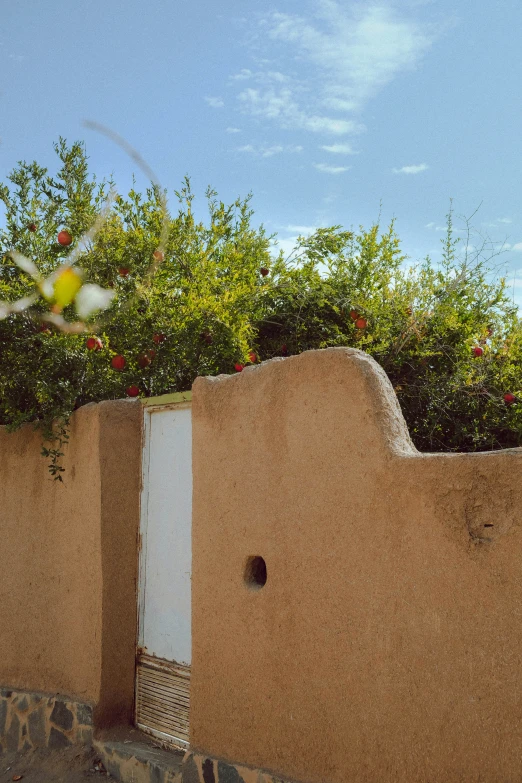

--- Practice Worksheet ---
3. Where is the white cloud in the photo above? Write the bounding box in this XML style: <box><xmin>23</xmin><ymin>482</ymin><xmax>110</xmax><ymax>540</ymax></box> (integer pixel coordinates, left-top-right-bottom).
<box><xmin>266</xmin><ymin>71</ymin><xmax>290</xmax><ymax>83</ymax></box>
<box><xmin>230</xmin><ymin>69</ymin><xmax>253</xmax><ymax>81</ymax></box>
<box><xmin>271</xmin><ymin>227</ymin><xmax>320</xmax><ymax>259</ymax></box>
<box><xmin>226</xmin><ymin>127</ymin><xmax>242</xmax><ymax>133</ymax></box>
<box><xmin>484</xmin><ymin>217</ymin><xmax>514</xmax><ymax>228</ymax></box>
<box><xmin>234</xmin><ymin>3</ymin><xmax>435</xmax><ymax>137</ymax></box>
<box><xmin>425</xmin><ymin>222</ymin><xmax>435</xmax><ymax>228</ymax></box>
<box><xmin>314</xmin><ymin>162</ymin><xmax>351</xmax><ymax>174</ymax></box>
<box><xmin>238</xmin><ymin>86</ymin><xmax>362</xmax><ymax>135</ymax></box>
<box><xmin>238</xmin><ymin>143</ymin><xmax>303</xmax><ymax>157</ymax></box>
<box><xmin>269</xmin><ymin>4</ymin><xmax>433</xmax><ymax>110</ymax></box>
<box><xmin>320</xmin><ymin>143</ymin><xmax>358</xmax><ymax>155</ymax></box>
<box><xmin>205</xmin><ymin>96</ymin><xmax>225</xmax><ymax>108</ymax></box>
<box><xmin>512</xmin><ymin>243</ymin><xmax>522</xmax><ymax>251</ymax></box>
<box><xmin>283</xmin><ymin>225</ymin><xmax>318</xmax><ymax>234</ymax></box>
<box><xmin>272</xmin><ymin>236</ymin><xmax>301</xmax><ymax>258</ymax></box>
<box><xmin>393</xmin><ymin>163</ymin><xmax>428</xmax><ymax>174</ymax></box>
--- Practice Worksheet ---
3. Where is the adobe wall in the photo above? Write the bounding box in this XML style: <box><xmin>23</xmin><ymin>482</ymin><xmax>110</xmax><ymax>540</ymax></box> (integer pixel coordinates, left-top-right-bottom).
<box><xmin>191</xmin><ymin>347</ymin><xmax>522</xmax><ymax>783</ymax></box>
<box><xmin>0</xmin><ymin>400</ymin><xmax>141</xmax><ymax>728</ymax></box>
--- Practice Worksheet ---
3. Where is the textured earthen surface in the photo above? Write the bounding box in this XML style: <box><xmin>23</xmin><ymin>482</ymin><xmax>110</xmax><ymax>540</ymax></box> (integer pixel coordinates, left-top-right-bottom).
<box><xmin>191</xmin><ymin>347</ymin><xmax>522</xmax><ymax>783</ymax></box>
<box><xmin>0</xmin><ymin>400</ymin><xmax>142</xmax><ymax>725</ymax></box>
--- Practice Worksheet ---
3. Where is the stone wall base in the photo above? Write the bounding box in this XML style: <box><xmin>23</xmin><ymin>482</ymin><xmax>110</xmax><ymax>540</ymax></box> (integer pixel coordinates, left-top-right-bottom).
<box><xmin>183</xmin><ymin>752</ymin><xmax>295</xmax><ymax>783</ymax></box>
<box><xmin>92</xmin><ymin>741</ymin><xmax>297</xmax><ymax>783</ymax></box>
<box><xmin>0</xmin><ymin>687</ymin><xmax>93</xmax><ymax>754</ymax></box>
<box><xmin>0</xmin><ymin>691</ymin><xmax>297</xmax><ymax>783</ymax></box>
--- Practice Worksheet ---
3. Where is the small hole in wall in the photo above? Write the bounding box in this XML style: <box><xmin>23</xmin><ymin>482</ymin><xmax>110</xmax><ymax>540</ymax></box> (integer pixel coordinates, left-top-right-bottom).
<box><xmin>244</xmin><ymin>556</ymin><xmax>267</xmax><ymax>590</ymax></box>
<box><xmin>484</xmin><ymin>524</ymin><xmax>494</xmax><ymax>528</ymax></box>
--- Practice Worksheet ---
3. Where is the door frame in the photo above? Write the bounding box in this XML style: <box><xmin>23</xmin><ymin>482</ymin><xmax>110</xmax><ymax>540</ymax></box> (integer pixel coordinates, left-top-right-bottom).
<box><xmin>135</xmin><ymin>391</ymin><xmax>192</xmax><ymax>749</ymax></box>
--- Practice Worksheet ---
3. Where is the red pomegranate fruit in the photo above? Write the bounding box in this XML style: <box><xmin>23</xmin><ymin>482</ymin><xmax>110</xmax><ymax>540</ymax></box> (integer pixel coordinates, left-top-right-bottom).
<box><xmin>57</xmin><ymin>230</ymin><xmax>72</xmax><ymax>246</ymax></box>
<box><xmin>86</xmin><ymin>337</ymin><xmax>103</xmax><ymax>351</ymax></box>
<box><xmin>138</xmin><ymin>353</ymin><xmax>151</xmax><ymax>369</ymax></box>
<box><xmin>111</xmin><ymin>355</ymin><xmax>126</xmax><ymax>371</ymax></box>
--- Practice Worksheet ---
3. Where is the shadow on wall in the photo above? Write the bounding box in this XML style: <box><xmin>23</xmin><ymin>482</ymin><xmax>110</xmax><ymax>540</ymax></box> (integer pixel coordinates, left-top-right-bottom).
<box><xmin>191</xmin><ymin>347</ymin><xmax>522</xmax><ymax>783</ymax></box>
<box><xmin>0</xmin><ymin>399</ymin><xmax>142</xmax><ymax>732</ymax></box>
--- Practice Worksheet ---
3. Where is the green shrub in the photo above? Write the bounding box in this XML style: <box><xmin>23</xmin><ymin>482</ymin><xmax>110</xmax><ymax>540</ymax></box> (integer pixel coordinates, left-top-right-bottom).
<box><xmin>1</xmin><ymin>139</ymin><xmax>521</xmax><ymax>478</ymax></box>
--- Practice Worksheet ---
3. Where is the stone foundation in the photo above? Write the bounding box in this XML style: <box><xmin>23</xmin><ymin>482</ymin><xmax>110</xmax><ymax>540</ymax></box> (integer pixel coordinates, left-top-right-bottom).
<box><xmin>92</xmin><ymin>741</ymin><xmax>296</xmax><ymax>783</ymax></box>
<box><xmin>183</xmin><ymin>752</ymin><xmax>294</xmax><ymax>783</ymax></box>
<box><xmin>0</xmin><ymin>687</ymin><xmax>93</xmax><ymax>754</ymax></box>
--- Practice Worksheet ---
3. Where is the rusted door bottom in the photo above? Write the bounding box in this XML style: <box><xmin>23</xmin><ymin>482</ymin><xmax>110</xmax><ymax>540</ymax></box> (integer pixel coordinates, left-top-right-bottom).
<box><xmin>135</xmin><ymin>652</ymin><xmax>190</xmax><ymax>750</ymax></box>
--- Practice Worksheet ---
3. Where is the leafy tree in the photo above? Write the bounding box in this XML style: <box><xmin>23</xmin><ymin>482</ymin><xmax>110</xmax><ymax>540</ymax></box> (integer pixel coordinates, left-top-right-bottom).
<box><xmin>0</xmin><ymin>140</ymin><xmax>521</xmax><ymax>478</ymax></box>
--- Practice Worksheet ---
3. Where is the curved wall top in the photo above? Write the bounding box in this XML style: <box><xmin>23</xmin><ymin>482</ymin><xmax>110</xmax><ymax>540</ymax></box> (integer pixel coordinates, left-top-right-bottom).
<box><xmin>191</xmin><ymin>347</ymin><xmax>522</xmax><ymax>783</ymax></box>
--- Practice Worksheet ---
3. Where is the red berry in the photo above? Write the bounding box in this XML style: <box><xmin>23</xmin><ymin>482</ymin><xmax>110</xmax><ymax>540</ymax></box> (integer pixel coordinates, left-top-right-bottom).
<box><xmin>39</xmin><ymin>324</ymin><xmax>50</xmax><ymax>334</ymax></box>
<box><xmin>355</xmin><ymin>317</ymin><xmax>367</xmax><ymax>329</ymax></box>
<box><xmin>349</xmin><ymin>309</ymin><xmax>359</xmax><ymax>321</ymax></box>
<box><xmin>281</xmin><ymin>344</ymin><xmax>288</xmax><ymax>355</ymax></box>
<box><xmin>234</xmin><ymin>363</ymin><xmax>244</xmax><ymax>372</ymax></box>
<box><xmin>111</xmin><ymin>354</ymin><xmax>126</xmax><ymax>371</ymax></box>
<box><xmin>153</xmin><ymin>250</ymin><xmax>164</xmax><ymax>262</ymax></box>
<box><xmin>28</xmin><ymin>223</ymin><xmax>37</xmax><ymax>232</ymax></box>
<box><xmin>260</xmin><ymin>267</ymin><xmax>269</xmax><ymax>277</ymax></box>
<box><xmin>118</xmin><ymin>267</ymin><xmax>130</xmax><ymax>277</ymax></box>
<box><xmin>504</xmin><ymin>393</ymin><xmax>516</xmax><ymax>405</ymax></box>
<box><xmin>153</xmin><ymin>333</ymin><xmax>166</xmax><ymax>344</ymax></box>
<box><xmin>126</xmin><ymin>385</ymin><xmax>140</xmax><ymax>397</ymax></box>
<box><xmin>147</xmin><ymin>348</ymin><xmax>156</xmax><ymax>359</ymax></box>
<box><xmin>138</xmin><ymin>353</ymin><xmax>151</xmax><ymax>369</ymax></box>
<box><xmin>57</xmin><ymin>230</ymin><xmax>72</xmax><ymax>246</ymax></box>
<box><xmin>249</xmin><ymin>351</ymin><xmax>257</xmax><ymax>363</ymax></box>
<box><xmin>472</xmin><ymin>346</ymin><xmax>484</xmax><ymax>357</ymax></box>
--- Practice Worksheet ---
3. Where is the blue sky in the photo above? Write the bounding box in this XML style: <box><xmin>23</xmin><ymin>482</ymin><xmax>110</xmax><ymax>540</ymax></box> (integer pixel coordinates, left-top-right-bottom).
<box><xmin>1</xmin><ymin>0</ymin><xmax>521</xmax><ymax>304</ymax></box>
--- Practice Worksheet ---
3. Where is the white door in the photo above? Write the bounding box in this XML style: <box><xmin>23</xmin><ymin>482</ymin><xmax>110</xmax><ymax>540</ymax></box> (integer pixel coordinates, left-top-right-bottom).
<box><xmin>135</xmin><ymin>394</ymin><xmax>192</xmax><ymax>749</ymax></box>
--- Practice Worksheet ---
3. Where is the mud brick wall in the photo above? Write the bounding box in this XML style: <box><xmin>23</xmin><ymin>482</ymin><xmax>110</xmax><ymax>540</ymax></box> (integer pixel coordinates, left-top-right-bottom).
<box><xmin>0</xmin><ymin>400</ymin><xmax>142</xmax><ymax>726</ymax></box>
<box><xmin>191</xmin><ymin>347</ymin><xmax>522</xmax><ymax>783</ymax></box>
